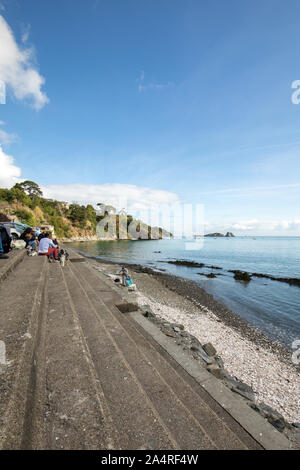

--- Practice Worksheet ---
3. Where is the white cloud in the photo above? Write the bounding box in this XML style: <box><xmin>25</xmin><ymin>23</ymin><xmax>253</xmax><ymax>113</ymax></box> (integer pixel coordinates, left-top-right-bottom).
<box><xmin>21</xmin><ymin>24</ymin><xmax>31</xmax><ymax>44</ymax></box>
<box><xmin>0</xmin><ymin>128</ymin><xmax>17</xmax><ymax>145</ymax></box>
<box><xmin>0</xmin><ymin>121</ymin><xmax>18</xmax><ymax>145</ymax></box>
<box><xmin>42</xmin><ymin>183</ymin><xmax>180</xmax><ymax>213</ymax></box>
<box><xmin>204</xmin><ymin>219</ymin><xmax>300</xmax><ymax>235</ymax></box>
<box><xmin>199</xmin><ymin>183</ymin><xmax>300</xmax><ymax>197</ymax></box>
<box><xmin>0</xmin><ymin>15</ymin><xmax>48</xmax><ymax>109</ymax></box>
<box><xmin>0</xmin><ymin>145</ymin><xmax>22</xmax><ymax>187</ymax></box>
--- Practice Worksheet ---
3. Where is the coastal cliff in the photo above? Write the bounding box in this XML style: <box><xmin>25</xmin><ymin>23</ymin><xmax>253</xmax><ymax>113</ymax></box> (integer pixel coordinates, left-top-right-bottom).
<box><xmin>0</xmin><ymin>180</ymin><xmax>172</xmax><ymax>241</ymax></box>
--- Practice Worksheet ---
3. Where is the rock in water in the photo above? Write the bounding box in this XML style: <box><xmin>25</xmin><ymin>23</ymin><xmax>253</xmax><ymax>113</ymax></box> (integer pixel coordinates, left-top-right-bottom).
<box><xmin>230</xmin><ymin>270</ymin><xmax>252</xmax><ymax>282</ymax></box>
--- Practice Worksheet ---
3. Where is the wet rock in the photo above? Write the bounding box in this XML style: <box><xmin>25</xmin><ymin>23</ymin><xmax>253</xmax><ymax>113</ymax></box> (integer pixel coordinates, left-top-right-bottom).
<box><xmin>249</xmin><ymin>402</ymin><xmax>286</xmax><ymax>432</ymax></box>
<box><xmin>207</xmin><ymin>364</ymin><xmax>226</xmax><ymax>379</ymax></box>
<box><xmin>251</xmin><ymin>272</ymin><xmax>300</xmax><ymax>288</ymax></box>
<box><xmin>189</xmin><ymin>335</ymin><xmax>201</xmax><ymax>347</ymax></box>
<box><xmin>167</xmin><ymin>260</ymin><xmax>205</xmax><ymax>268</ymax></box>
<box><xmin>202</xmin><ymin>343</ymin><xmax>217</xmax><ymax>357</ymax></box>
<box><xmin>235</xmin><ymin>381</ymin><xmax>255</xmax><ymax>395</ymax></box>
<box><xmin>197</xmin><ymin>347</ymin><xmax>213</xmax><ymax>365</ymax></box>
<box><xmin>151</xmin><ymin>318</ymin><xmax>163</xmax><ymax>326</ymax></box>
<box><xmin>171</xmin><ymin>323</ymin><xmax>184</xmax><ymax>332</ymax></box>
<box><xmin>215</xmin><ymin>356</ymin><xmax>224</xmax><ymax>369</ymax></box>
<box><xmin>140</xmin><ymin>305</ymin><xmax>156</xmax><ymax>318</ymax></box>
<box><xmin>231</xmin><ymin>386</ymin><xmax>256</xmax><ymax>402</ymax></box>
<box><xmin>224</xmin><ymin>375</ymin><xmax>239</xmax><ymax>387</ymax></box>
<box><xmin>226</xmin><ymin>378</ymin><xmax>256</xmax><ymax>401</ymax></box>
<box><xmin>161</xmin><ymin>328</ymin><xmax>177</xmax><ymax>338</ymax></box>
<box><xmin>180</xmin><ymin>331</ymin><xmax>190</xmax><ymax>338</ymax></box>
<box><xmin>230</xmin><ymin>270</ymin><xmax>252</xmax><ymax>282</ymax></box>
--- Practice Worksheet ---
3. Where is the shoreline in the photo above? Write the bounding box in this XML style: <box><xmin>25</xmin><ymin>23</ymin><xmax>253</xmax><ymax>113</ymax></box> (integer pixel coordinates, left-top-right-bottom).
<box><xmin>82</xmin><ymin>253</ymin><xmax>300</xmax><ymax>424</ymax></box>
<box><xmin>134</xmin><ymin>267</ymin><xmax>295</xmax><ymax>362</ymax></box>
<box><xmin>80</xmin><ymin>252</ymin><xmax>293</xmax><ymax>360</ymax></box>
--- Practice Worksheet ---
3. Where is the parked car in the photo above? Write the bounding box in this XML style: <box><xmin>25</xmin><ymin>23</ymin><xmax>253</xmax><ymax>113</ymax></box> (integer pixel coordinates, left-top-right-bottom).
<box><xmin>0</xmin><ymin>222</ymin><xmax>31</xmax><ymax>240</ymax></box>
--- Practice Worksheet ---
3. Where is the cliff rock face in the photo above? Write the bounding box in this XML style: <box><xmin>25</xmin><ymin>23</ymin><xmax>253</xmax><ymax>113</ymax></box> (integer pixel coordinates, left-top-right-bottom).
<box><xmin>96</xmin><ymin>214</ymin><xmax>172</xmax><ymax>240</ymax></box>
<box><xmin>225</xmin><ymin>232</ymin><xmax>235</xmax><ymax>237</ymax></box>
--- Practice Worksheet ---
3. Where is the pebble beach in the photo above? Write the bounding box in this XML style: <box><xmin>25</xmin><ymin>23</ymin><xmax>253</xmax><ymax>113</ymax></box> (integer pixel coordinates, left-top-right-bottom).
<box><xmin>89</xmin><ymin>258</ymin><xmax>300</xmax><ymax>425</ymax></box>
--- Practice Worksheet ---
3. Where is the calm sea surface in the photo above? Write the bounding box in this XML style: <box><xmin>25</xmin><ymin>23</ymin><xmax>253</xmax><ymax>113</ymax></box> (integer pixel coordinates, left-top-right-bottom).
<box><xmin>68</xmin><ymin>237</ymin><xmax>300</xmax><ymax>349</ymax></box>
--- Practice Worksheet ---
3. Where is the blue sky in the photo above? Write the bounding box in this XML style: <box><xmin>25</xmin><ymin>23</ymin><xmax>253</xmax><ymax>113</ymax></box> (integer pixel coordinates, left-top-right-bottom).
<box><xmin>0</xmin><ymin>0</ymin><xmax>300</xmax><ymax>234</ymax></box>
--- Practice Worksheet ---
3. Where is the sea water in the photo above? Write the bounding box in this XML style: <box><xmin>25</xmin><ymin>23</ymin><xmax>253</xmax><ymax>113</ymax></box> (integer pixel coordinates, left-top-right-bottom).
<box><xmin>68</xmin><ymin>237</ymin><xmax>300</xmax><ymax>349</ymax></box>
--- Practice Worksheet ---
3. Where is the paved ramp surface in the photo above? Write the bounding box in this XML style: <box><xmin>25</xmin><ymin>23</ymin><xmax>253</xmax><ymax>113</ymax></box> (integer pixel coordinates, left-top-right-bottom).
<box><xmin>0</xmin><ymin>252</ymin><xmax>289</xmax><ymax>450</ymax></box>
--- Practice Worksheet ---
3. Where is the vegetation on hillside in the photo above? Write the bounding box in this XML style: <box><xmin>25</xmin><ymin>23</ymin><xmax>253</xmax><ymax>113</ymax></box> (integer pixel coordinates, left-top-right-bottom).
<box><xmin>0</xmin><ymin>181</ymin><xmax>98</xmax><ymax>238</ymax></box>
<box><xmin>0</xmin><ymin>181</ymin><xmax>172</xmax><ymax>240</ymax></box>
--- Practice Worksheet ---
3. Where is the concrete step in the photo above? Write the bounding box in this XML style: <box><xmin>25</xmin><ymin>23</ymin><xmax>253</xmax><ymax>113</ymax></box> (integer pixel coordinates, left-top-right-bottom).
<box><xmin>77</xmin><ymin>254</ymin><xmax>291</xmax><ymax>451</ymax></box>
<box><xmin>0</xmin><ymin>255</ymin><xmax>48</xmax><ymax>449</ymax></box>
<box><xmin>38</xmin><ymin>263</ymin><xmax>120</xmax><ymax>450</ymax></box>
<box><xmin>68</xmin><ymin>259</ymin><xmax>261</xmax><ymax>450</ymax></box>
<box><xmin>62</xmin><ymin>261</ymin><xmax>176</xmax><ymax>450</ymax></box>
<box><xmin>0</xmin><ymin>249</ymin><xmax>291</xmax><ymax>450</ymax></box>
<box><xmin>0</xmin><ymin>249</ymin><xmax>26</xmax><ymax>283</ymax></box>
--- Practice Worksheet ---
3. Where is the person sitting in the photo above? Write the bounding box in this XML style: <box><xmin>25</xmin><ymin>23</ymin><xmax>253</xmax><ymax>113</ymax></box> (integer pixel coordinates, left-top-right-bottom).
<box><xmin>38</xmin><ymin>231</ymin><xmax>47</xmax><ymax>242</ymax></box>
<box><xmin>38</xmin><ymin>233</ymin><xmax>59</xmax><ymax>262</ymax></box>
<box><xmin>21</xmin><ymin>228</ymin><xmax>38</xmax><ymax>252</ymax></box>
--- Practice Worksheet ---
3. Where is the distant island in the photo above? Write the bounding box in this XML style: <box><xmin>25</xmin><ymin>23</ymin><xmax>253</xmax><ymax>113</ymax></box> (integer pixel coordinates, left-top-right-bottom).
<box><xmin>194</xmin><ymin>232</ymin><xmax>235</xmax><ymax>238</ymax></box>
<box><xmin>204</xmin><ymin>232</ymin><xmax>235</xmax><ymax>238</ymax></box>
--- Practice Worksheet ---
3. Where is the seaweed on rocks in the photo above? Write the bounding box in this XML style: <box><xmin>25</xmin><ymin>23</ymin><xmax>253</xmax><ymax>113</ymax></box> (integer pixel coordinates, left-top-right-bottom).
<box><xmin>167</xmin><ymin>260</ymin><xmax>205</xmax><ymax>268</ymax></box>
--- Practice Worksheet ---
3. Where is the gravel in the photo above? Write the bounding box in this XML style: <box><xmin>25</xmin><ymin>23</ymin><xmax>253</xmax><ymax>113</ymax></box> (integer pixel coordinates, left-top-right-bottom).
<box><xmin>89</xmin><ymin>258</ymin><xmax>300</xmax><ymax>424</ymax></box>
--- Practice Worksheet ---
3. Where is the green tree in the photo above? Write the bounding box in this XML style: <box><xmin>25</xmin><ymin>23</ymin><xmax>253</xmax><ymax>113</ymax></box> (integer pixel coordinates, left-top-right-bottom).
<box><xmin>19</xmin><ymin>181</ymin><xmax>43</xmax><ymax>198</ymax></box>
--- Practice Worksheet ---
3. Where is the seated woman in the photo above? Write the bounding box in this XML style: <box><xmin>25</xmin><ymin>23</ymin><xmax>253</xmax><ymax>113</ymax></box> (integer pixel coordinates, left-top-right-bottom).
<box><xmin>21</xmin><ymin>228</ymin><xmax>38</xmax><ymax>252</ymax></box>
<box><xmin>38</xmin><ymin>233</ymin><xmax>59</xmax><ymax>262</ymax></box>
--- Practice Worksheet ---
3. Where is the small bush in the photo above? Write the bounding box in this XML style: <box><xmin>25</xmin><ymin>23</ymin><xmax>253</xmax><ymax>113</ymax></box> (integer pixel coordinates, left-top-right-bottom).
<box><xmin>14</xmin><ymin>209</ymin><xmax>37</xmax><ymax>227</ymax></box>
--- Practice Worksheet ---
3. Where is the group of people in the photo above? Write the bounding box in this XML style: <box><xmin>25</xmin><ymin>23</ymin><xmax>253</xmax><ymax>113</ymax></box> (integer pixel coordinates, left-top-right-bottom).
<box><xmin>20</xmin><ymin>227</ymin><xmax>60</xmax><ymax>262</ymax></box>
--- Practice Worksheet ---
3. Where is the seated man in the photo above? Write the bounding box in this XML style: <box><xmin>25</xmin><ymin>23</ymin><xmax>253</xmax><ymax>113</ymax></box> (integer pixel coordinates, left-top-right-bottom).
<box><xmin>21</xmin><ymin>228</ymin><xmax>38</xmax><ymax>250</ymax></box>
<box><xmin>25</xmin><ymin>229</ymin><xmax>38</xmax><ymax>254</ymax></box>
<box><xmin>38</xmin><ymin>233</ymin><xmax>59</xmax><ymax>262</ymax></box>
